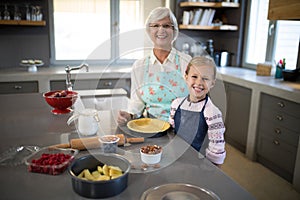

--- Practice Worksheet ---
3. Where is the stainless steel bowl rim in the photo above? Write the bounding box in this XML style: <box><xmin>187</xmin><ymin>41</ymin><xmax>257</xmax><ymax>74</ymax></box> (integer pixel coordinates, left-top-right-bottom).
<box><xmin>140</xmin><ymin>183</ymin><xmax>220</xmax><ymax>200</ymax></box>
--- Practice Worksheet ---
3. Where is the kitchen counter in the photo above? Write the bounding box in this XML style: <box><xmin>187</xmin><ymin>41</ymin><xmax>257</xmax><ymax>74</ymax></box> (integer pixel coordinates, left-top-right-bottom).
<box><xmin>216</xmin><ymin>67</ymin><xmax>300</xmax><ymax>103</ymax></box>
<box><xmin>1</xmin><ymin>65</ymin><xmax>299</xmax><ymax>192</ymax></box>
<box><xmin>0</xmin><ymin>65</ymin><xmax>131</xmax><ymax>93</ymax></box>
<box><xmin>0</xmin><ymin>93</ymin><xmax>255</xmax><ymax>200</ymax></box>
<box><xmin>214</xmin><ymin>67</ymin><xmax>300</xmax><ymax>161</ymax></box>
<box><xmin>1</xmin><ymin>65</ymin><xmax>299</xmax><ymax>158</ymax></box>
<box><xmin>215</xmin><ymin>67</ymin><xmax>300</xmax><ymax>193</ymax></box>
<box><xmin>0</xmin><ymin>66</ymin><xmax>299</xmax><ymax>101</ymax></box>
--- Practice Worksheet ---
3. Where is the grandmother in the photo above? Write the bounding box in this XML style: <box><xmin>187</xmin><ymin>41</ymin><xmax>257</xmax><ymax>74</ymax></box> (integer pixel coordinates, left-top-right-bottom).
<box><xmin>117</xmin><ymin>7</ymin><xmax>191</xmax><ymax>125</ymax></box>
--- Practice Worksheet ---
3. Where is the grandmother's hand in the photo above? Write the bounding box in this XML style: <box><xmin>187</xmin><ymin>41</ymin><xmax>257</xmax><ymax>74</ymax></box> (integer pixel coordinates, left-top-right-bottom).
<box><xmin>117</xmin><ymin>110</ymin><xmax>132</xmax><ymax>126</ymax></box>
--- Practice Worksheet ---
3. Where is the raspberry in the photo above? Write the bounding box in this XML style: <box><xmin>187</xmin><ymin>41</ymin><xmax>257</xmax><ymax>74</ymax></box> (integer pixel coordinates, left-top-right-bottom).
<box><xmin>28</xmin><ymin>152</ymin><xmax>73</xmax><ymax>175</ymax></box>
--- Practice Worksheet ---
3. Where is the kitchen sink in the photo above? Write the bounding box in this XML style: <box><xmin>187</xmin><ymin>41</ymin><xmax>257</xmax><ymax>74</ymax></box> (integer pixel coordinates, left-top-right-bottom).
<box><xmin>75</xmin><ymin>89</ymin><xmax>128</xmax><ymax>110</ymax></box>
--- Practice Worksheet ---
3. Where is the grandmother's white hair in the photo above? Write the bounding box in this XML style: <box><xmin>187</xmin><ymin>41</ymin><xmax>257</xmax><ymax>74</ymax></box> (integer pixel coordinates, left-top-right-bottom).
<box><xmin>145</xmin><ymin>7</ymin><xmax>179</xmax><ymax>43</ymax></box>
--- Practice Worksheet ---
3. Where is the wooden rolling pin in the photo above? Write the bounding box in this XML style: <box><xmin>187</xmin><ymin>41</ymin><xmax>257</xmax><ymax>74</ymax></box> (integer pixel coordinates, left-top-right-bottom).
<box><xmin>50</xmin><ymin>134</ymin><xmax>144</xmax><ymax>150</ymax></box>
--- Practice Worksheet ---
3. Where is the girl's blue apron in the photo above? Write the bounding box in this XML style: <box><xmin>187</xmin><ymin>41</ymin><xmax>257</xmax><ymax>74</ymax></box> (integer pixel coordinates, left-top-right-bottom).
<box><xmin>139</xmin><ymin>54</ymin><xmax>188</xmax><ymax>121</ymax></box>
<box><xmin>174</xmin><ymin>95</ymin><xmax>208</xmax><ymax>151</ymax></box>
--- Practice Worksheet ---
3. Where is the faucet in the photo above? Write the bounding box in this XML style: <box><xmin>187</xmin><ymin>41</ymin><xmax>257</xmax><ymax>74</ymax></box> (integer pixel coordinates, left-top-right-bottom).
<box><xmin>65</xmin><ymin>63</ymin><xmax>89</xmax><ymax>91</ymax></box>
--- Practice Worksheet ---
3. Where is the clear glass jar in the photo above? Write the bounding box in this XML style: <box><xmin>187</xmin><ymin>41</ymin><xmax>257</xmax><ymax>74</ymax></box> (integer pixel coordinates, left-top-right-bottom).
<box><xmin>26</xmin><ymin>5</ymin><xmax>31</xmax><ymax>21</ymax></box>
<box><xmin>182</xmin><ymin>42</ymin><xmax>190</xmax><ymax>55</ymax></box>
<box><xmin>3</xmin><ymin>4</ymin><xmax>10</xmax><ymax>20</ymax></box>
<box><xmin>67</xmin><ymin>109</ymin><xmax>100</xmax><ymax>136</ymax></box>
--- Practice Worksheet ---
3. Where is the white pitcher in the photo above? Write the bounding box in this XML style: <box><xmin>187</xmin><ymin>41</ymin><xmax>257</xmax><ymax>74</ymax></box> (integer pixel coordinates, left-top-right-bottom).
<box><xmin>67</xmin><ymin>109</ymin><xmax>100</xmax><ymax>136</ymax></box>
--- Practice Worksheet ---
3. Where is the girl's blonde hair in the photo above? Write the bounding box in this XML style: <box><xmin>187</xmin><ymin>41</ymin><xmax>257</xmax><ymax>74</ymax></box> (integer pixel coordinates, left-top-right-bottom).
<box><xmin>185</xmin><ymin>56</ymin><xmax>217</xmax><ymax>79</ymax></box>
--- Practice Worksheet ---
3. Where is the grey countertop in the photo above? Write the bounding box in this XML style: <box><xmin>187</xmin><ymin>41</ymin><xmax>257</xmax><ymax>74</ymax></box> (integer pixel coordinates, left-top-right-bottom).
<box><xmin>0</xmin><ymin>93</ymin><xmax>255</xmax><ymax>200</ymax></box>
<box><xmin>0</xmin><ymin>65</ymin><xmax>132</xmax><ymax>80</ymax></box>
<box><xmin>0</xmin><ymin>65</ymin><xmax>132</xmax><ymax>92</ymax></box>
<box><xmin>1</xmin><ymin>65</ymin><xmax>299</xmax><ymax>161</ymax></box>
<box><xmin>0</xmin><ymin>65</ymin><xmax>299</xmax><ymax>103</ymax></box>
<box><xmin>216</xmin><ymin>67</ymin><xmax>300</xmax><ymax>103</ymax></box>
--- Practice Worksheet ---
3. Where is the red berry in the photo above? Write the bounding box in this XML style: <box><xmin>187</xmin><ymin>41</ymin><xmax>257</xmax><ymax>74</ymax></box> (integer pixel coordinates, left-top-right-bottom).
<box><xmin>29</xmin><ymin>152</ymin><xmax>72</xmax><ymax>175</ymax></box>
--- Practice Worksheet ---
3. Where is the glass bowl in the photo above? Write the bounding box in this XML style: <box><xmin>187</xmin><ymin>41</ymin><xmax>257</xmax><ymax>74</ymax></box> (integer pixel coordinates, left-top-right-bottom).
<box><xmin>43</xmin><ymin>90</ymin><xmax>78</xmax><ymax>114</ymax></box>
<box><xmin>25</xmin><ymin>147</ymin><xmax>78</xmax><ymax>175</ymax></box>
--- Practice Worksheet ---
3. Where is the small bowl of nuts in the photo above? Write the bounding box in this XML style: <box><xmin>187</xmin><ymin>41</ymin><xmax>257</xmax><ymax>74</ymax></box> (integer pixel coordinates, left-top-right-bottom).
<box><xmin>140</xmin><ymin>145</ymin><xmax>162</xmax><ymax>164</ymax></box>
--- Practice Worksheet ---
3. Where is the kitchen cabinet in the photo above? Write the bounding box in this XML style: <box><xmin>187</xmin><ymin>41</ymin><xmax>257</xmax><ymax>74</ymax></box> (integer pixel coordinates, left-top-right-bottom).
<box><xmin>256</xmin><ymin>93</ymin><xmax>300</xmax><ymax>183</ymax></box>
<box><xmin>178</xmin><ymin>1</ymin><xmax>239</xmax><ymax>31</ymax></box>
<box><xmin>210</xmin><ymin>80</ymin><xmax>251</xmax><ymax>153</ymax></box>
<box><xmin>224</xmin><ymin>82</ymin><xmax>251</xmax><ymax>153</ymax></box>
<box><xmin>0</xmin><ymin>81</ymin><xmax>38</xmax><ymax>94</ymax></box>
<box><xmin>50</xmin><ymin>79</ymin><xmax>131</xmax><ymax>95</ymax></box>
<box><xmin>268</xmin><ymin>0</ymin><xmax>300</xmax><ymax>20</ymax></box>
<box><xmin>0</xmin><ymin>0</ymin><xmax>49</xmax><ymax>68</ymax></box>
<box><xmin>174</xmin><ymin>0</ymin><xmax>246</xmax><ymax>66</ymax></box>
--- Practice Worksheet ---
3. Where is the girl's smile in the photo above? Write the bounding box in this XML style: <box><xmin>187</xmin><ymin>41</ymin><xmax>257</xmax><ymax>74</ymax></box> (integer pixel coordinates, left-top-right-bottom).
<box><xmin>185</xmin><ymin>65</ymin><xmax>215</xmax><ymax>102</ymax></box>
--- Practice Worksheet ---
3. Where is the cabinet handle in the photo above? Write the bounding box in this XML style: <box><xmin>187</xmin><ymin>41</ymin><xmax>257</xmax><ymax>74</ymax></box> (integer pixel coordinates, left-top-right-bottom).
<box><xmin>14</xmin><ymin>85</ymin><xmax>22</xmax><ymax>90</ymax></box>
<box><xmin>277</xmin><ymin>102</ymin><xmax>285</xmax><ymax>108</ymax></box>
<box><xmin>273</xmin><ymin>140</ymin><xmax>280</xmax><ymax>145</ymax></box>
<box><xmin>276</xmin><ymin>115</ymin><xmax>283</xmax><ymax>121</ymax></box>
<box><xmin>274</xmin><ymin>128</ymin><xmax>281</xmax><ymax>134</ymax></box>
<box><xmin>104</xmin><ymin>81</ymin><xmax>112</xmax><ymax>86</ymax></box>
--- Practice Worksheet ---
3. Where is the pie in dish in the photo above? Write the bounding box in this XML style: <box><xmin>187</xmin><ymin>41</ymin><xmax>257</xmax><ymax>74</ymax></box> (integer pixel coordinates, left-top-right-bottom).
<box><xmin>127</xmin><ymin>118</ymin><xmax>170</xmax><ymax>133</ymax></box>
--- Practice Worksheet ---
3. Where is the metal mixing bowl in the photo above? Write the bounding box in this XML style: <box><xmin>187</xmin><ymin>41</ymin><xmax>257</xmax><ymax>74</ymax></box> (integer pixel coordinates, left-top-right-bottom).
<box><xmin>69</xmin><ymin>153</ymin><xmax>131</xmax><ymax>198</ymax></box>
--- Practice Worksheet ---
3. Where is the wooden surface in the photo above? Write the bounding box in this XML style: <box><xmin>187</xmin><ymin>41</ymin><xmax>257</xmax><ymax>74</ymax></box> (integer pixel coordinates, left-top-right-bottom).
<box><xmin>268</xmin><ymin>0</ymin><xmax>300</xmax><ymax>20</ymax></box>
<box><xmin>180</xmin><ymin>2</ymin><xmax>239</xmax><ymax>8</ymax></box>
<box><xmin>179</xmin><ymin>24</ymin><xmax>238</xmax><ymax>31</ymax></box>
<box><xmin>0</xmin><ymin>20</ymin><xmax>46</xmax><ymax>26</ymax></box>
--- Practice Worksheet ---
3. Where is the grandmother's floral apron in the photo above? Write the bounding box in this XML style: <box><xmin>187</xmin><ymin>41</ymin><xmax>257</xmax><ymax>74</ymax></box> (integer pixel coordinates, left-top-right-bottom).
<box><xmin>139</xmin><ymin>54</ymin><xmax>188</xmax><ymax>121</ymax></box>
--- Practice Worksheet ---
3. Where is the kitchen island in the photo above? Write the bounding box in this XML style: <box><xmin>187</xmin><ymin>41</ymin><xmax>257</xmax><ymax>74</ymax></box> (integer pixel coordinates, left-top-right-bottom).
<box><xmin>0</xmin><ymin>93</ymin><xmax>255</xmax><ymax>200</ymax></box>
<box><xmin>1</xmin><ymin>65</ymin><xmax>300</xmax><ymax>191</ymax></box>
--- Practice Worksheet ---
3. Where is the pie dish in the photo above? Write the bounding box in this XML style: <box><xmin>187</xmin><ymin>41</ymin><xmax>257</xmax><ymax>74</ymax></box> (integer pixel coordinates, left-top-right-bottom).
<box><xmin>127</xmin><ymin>118</ymin><xmax>170</xmax><ymax>134</ymax></box>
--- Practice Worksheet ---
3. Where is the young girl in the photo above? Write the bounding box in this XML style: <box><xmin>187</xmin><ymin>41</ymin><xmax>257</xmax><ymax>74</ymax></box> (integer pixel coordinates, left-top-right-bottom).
<box><xmin>169</xmin><ymin>56</ymin><xmax>226</xmax><ymax>165</ymax></box>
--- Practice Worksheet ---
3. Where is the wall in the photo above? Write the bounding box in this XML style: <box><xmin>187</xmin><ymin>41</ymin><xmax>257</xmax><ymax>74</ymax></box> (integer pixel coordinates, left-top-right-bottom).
<box><xmin>143</xmin><ymin>0</ymin><xmax>166</xmax><ymax>21</ymax></box>
<box><xmin>0</xmin><ymin>0</ymin><xmax>167</xmax><ymax>69</ymax></box>
<box><xmin>174</xmin><ymin>0</ymin><xmax>247</xmax><ymax>67</ymax></box>
<box><xmin>0</xmin><ymin>0</ymin><xmax>50</xmax><ymax>68</ymax></box>
<box><xmin>1</xmin><ymin>0</ymin><xmax>247</xmax><ymax>69</ymax></box>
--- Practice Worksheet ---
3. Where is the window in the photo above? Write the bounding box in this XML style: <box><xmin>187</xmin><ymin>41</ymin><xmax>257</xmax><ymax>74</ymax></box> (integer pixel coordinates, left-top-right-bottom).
<box><xmin>243</xmin><ymin>0</ymin><xmax>300</xmax><ymax>70</ymax></box>
<box><xmin>50</xmin><ymin>0</ymin><xmax>144</xmax><ymax>65</ymax></box>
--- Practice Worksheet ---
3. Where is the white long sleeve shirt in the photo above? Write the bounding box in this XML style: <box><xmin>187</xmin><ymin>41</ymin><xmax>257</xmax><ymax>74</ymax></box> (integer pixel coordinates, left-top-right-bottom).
<box><xmin>169</xmin><ymin>96</ymin><xmax>226</xmax><ymax>164</ymax></box>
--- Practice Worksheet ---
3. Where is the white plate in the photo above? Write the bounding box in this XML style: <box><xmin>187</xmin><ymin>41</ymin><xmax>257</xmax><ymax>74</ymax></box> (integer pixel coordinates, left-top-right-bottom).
<box><xmin>141</xmin><ymin>183</ymin><xmax>220</xmax><ymax>200</ymax></box>
<box><xmin>20</xmin><ymin>60</ymin><xmax>44</xmax><ymax>72</ymax></box>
